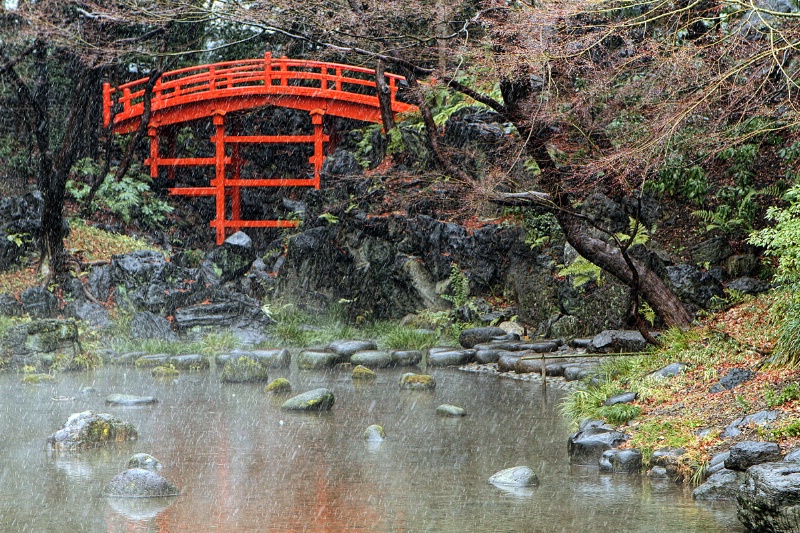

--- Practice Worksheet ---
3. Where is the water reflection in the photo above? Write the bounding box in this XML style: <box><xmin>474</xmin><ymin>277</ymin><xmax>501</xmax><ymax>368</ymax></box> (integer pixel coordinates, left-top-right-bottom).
<box><xmin>0</xmin><ymin>366</ymin><xmax>744</xmax><ymax>532</ymax></box>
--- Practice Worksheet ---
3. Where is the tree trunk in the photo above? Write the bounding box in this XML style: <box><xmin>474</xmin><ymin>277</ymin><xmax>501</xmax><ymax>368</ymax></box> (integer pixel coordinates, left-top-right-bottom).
<box><xmin>498</xmin><ymin>75</ymin><xmax>693</xmax><ymax>330</ymax></box>
<box><xmin>375</xmin><ymin>59</ymin><xmax>395</xmax><ymax>133</ymax></box>
<box><xmin>555</xmin><ymin>211</ymin><xmax>693</xmax><ymax>329</ymax></box>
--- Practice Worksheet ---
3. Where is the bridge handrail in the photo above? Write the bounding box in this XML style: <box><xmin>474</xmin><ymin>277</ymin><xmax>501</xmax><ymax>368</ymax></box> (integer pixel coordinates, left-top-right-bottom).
<box><xmin>103</xmin><ymin>54</ymin><xmax>411</xmax><ymax>128</ymax></box>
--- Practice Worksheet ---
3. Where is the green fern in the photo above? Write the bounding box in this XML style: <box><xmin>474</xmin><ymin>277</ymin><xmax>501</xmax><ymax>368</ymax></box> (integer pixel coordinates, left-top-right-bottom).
<box><xmin>559</xmin><ymin>256</ymin><xmax>603</xmax><ymax>288</ymax></box>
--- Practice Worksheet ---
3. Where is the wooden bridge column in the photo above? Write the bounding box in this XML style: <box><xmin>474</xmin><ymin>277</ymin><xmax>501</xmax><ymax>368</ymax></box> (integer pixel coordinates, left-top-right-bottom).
<box><xmin>230</xmin><ymin>126</ymin><xmax>243</xmax><ymax>230</ymax></box>
<box><xmin>148</xmin><ymin>127</ymin><xmax>159</xmax><ymax>178</ymax></box>
<box><xmin>310</xmin><ymin>109</ymin><xmax>325</xmax><ymax>189</ymax></box>
<box><xmin>212</xmin><ymin>111</ymin><xmax>227</xmax><ymax>245</ymax></box>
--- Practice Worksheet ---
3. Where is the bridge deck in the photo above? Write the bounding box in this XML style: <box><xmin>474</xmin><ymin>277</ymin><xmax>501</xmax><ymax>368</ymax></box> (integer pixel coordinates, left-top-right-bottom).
<box><xmin>103</xmin><ymin>54</ymin><xmax>418</xmax><ymax>244</ymax></box>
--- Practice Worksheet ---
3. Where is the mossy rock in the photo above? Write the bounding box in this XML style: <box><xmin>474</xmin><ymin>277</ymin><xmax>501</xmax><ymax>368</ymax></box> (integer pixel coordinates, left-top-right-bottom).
<box><xmin>352</xmin><ymin>365</ymin><xmax>377</xmax><ymax>380</ymax></box>
<box><xmin>220</xmin><ymin>355</ymin><xmax>269</xmax><ymax>383</ymax></box>
<box><xmin>436</xmin><ymin>404</ymin><xmax>467</xmax><ymax>417</ymax></box>
<box><xmin>152</xmin><ymin>366</ymin><xmax>179</xmax><ymax>378</ymax></box>
<box><xmin>134</xmin><ymin>354</ymin><xmax>170</xmax><ymax>368</ymax></box>
<box><xmin>281</xmin><ymin>388</ymin><xmax>335</xmax><ymax>411</ymax></box>
<box><xmin>21</xmin><ymin>373</ymin><xmax>57</xmax><ymax>384</ymax></box>
<box><xmin>47</xmin><ymin>411</ymin><xmax>138</xmax><ymax>451</ymax></box>
<box><xmin>399</xmin><ymin>373</ymin><xmax>436</xmax><ymax>390</ymax></box>
<box><xmin>265</xmin><ymin>378</ymin><xmax>292</xmax><ymax>393</ymax></box>
<box><xmin>363</xmin><ymin>424</ymin><xmax>385</xmax><ymax>441</ymax></box>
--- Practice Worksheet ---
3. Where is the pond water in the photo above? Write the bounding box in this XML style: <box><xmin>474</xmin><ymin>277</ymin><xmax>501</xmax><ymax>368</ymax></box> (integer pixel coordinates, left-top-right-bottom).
<box><xmin>0</xmin><ymin>365</ymin><xmax>743</xmax><ymax>532</ymax></box>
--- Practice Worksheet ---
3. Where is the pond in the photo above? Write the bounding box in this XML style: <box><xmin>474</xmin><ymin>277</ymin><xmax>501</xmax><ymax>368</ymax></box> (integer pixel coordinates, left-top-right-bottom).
<box><xmin>0</xmin><ymin>365</ymin><xmax>743</xmax><ymax>532</ymax></box>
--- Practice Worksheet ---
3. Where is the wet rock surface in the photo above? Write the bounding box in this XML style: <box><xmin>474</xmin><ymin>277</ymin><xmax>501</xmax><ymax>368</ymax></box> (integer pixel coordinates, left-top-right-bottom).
<box><xmin>104</xmin><ymin>468</ymin><xmax>179</xmax><ymax>498</ymax></box>
<box><xmin>105</xmin><ymin>394</ymin><xmax>158</xmax><ymax>406</ymax></box>
<box><xmin>127</xmin><ymin>453</ymin><xmax>162</xmax><ymax>470</ymax></box>
<box><xmin>399</xmin><ymin>373</ymin><xmax>436</xmax><ymax>390</ymax></box>
<box><xmin>568</xmin><ymin>426</ymin><xmax>628</xmax><ymax>465</ymax></box>
<box><xmin>281</xmin><ymin>388</ymin><xmax>335</xmax><ymax>411</ymax></box>
<box><xmin>220</xmin><ymin>355</ymin><xmax>271</xmax><ymax>383</ymax></box>
<box><xmin>599</xmin><ymin>449</ymin><xmax>642</xmax><ymax>473</ymax></box>
<box><xmin>737</xmin><ymin>462</ymin><xmax>800</xmax><ymax>532</ymax></box>
<box><xmin>725</xmin><ymin>441</ymin><xmax>782</xmax><ymax>471</ymax></box>
<box><xmin>693</xmin><ymin>469</ymin><xmax>746</xmax><ymax>501</ymax></box>
<box><xmin>488</xmin><ymin>466</ymin><xmax>539</xmax><ymax>487</ymax></box>
<box><xmin>436</xmin><ymin>404</ymin><xmax>467</xmax><ymax>417</ymax></box>
<box><xmin>46</xmin><ymin>411</ymin><xmax>138</xmax><ymax>451</ymax></box>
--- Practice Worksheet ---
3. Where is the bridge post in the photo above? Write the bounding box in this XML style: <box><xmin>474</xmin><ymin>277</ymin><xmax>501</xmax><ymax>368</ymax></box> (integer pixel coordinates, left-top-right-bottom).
<box><xmin>148</xmin><ymin>127</ymin><xmax>159</xmax><ymax>178</ymax></box>
<box><xmin>264</xmin><ymin>52</ymin><xmax>273</xmax><ymax>87</ymax></box>
<box><xmin>212</xmin><ymin>111</ymin><xmax>227</xmax><ymax>245</ymax></box>
<box><xmin>310</xmin><ymin>109</ymin><xmax>325</xmax><ymax>189</ymax></box>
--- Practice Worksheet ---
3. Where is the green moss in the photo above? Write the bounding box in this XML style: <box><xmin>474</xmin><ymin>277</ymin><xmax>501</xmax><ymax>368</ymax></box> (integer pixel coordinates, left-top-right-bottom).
<box><xmin>152</xmin><ymin>365</ymin><xmax>179</xmax><ymax>378</ymax></box>
<box><xmin>265</xmin><ymin>377</ymin><xmax>291</xmax><ymax>393</ymax></box>
<box><xmin>399</xmin><ymin>373</ymin><xmax>436</xmax><ymax>390</ymax></box>
<box><xmin>352</xmin><ymin>365</ymin><xmax>377</xmax><ymax>380</ymax></box>
<box><xmin>21</xmin><ymin>373</ymin><xmax>56</xmax><ymax>384</ymax></box>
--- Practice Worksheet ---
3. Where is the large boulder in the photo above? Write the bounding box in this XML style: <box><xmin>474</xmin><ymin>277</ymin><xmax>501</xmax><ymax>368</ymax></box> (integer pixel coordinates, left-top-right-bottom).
<box><xmin>20</xmin><ymin>287</ymin><xmax>58</xmax><ymax>318</ymax></box>
<box><xmin>726</xmin><ymin>441</ymin><xmax>783</xmax><ymax>471</ymax></box>
<box><xmin>111</xmin><ymin>250</ymin><xmax>198</xmax><ymax>314</ymax></box>
<box><xmin>199</xmin><ymin>231</ymin><xmax>256</xmax><ymax>285</ymax></box>
<box><xmin>2</xmin><ymin>318</ymin><xmax>80</xmax><ymax>370</ymax></box>
<box><xmin>130</xmin><ymin>311</ymin><xmax>177</xmax><ymax>341</ymax></box>
<box><xmin>693</xmin><ymin>469</ymin><xmax>746</xmax><ymax>501</ymax></box>
<box><xmin>104</xmin><ymin>468</ymin><xmax>179</xmax><ymax>498</ymax></box>
<box><xmin>588</xmin><ymin>330</ymin><xmax>647</xmax><ymax>353</ymax></box>
<box><xmin>46</xmin><ymin>411</ymin><xmax>138</xmax><ymax>451</ymax></box>
<box><xmin>459</xmin><ymin>327</ymin><xmax>507</xmax><ymax>349</ymax></box>
<box><xmin>737</xmin><ymin>462</ymin><xmax>800</xmax><ymax>532</ymax></box>
<box><xmin>665</xmin><ymin>264</ymin><xmax>725</xmax><ymax>310</ymax></box>
<box><xmin>172</xmin><ymin>291</ymin><xmax>273</xmax><ymax>342</ymax></box>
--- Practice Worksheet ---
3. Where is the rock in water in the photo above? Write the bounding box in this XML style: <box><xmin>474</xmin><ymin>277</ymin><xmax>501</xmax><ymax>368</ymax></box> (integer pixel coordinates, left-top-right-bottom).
<box><xmin>104</xmin><ymin>468</ymin><xmax>179</xmax><ymax>498</ymax></box>
<box><xmin>737</xmin><ymin>462</ymin><xmax>800</xmax><ymax>532</ymax></box>
<box><xmin>105</xmin><ymin>394</ymin><xmax>158</xmax><ymax>406</ymax></box>
<box><xmin>47</xmin><ymin>411</ymin><xmax>138</xmax><ymax>451</ymax></box>
<box><xmin>363</xmin><ymin>424</ymin><xmax>386</xmax><ymax>442</ymax></box>
<box><xmin>352</xmin><ymin>365</ymin><xmax>377</xmax><ymax>380</ymax></box>
<box><xmin>281</xmin><ymin>388</ymin><xmax>335</xmax><ymax>411</ymax></box>
<box><xmin>127</xmin><ymin>453</ymin><xmax>162</xmax><ymax>470</ymax></box>
<box><xmin>488</xmin><ymin>466</ymin><xmax>539</xmax><ymax>487</ymax></box>
<box><xmin>220</xmin><ymin>355</ymin><xmax>270</xmax><ymax>383</ymax></box>
<box><xmin>436</xmin><ymin>404</ymin><xmax>467</xmax><ymax>417</ymax></box>
<box><xmin>265</xmin><ymin>378</ymin><xmax>292</xmax><ymax>393</ymax></box>
<box><xmin>399</xmin><ymin>373</ymin><xmax>436</xmax><ymax>390</ymax></box>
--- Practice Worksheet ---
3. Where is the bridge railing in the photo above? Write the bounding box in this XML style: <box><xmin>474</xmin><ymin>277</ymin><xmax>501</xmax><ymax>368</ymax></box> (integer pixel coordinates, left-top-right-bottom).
<box><xmin>103</xmin><ymin>53</ymin><xmax>411</xmax><ymax>128</ymax></box>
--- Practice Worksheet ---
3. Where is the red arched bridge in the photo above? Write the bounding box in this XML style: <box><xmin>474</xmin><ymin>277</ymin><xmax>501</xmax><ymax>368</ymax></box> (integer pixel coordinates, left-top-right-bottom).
<box><xmin>103</xmin><ymin>53</ymin><xmax>417</xmax><ymax>244</ymax></box>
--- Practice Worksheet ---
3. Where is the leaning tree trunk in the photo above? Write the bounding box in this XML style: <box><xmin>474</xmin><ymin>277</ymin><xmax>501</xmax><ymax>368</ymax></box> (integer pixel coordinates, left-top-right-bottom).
<box><xmin>499</xmin><ymin>75</ymin><xmax>693</xmax><ymax>330</ymax></box>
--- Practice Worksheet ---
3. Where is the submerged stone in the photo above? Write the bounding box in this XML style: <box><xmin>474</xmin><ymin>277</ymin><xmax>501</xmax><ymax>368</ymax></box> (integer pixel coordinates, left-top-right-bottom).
<box><xmin>21</xmin><ymin>373</ymin><xmax>56</xmax><ymax>384</ymax></box>
<box><xmin>127</xmin><ymin>453</ymin><xmax>162</xmax><ymax>470</ymax></box>
<box><xmin>399</xmin><ymin>373</ymin><xmax>436</xmax><ymax>390</ymax></box>
<box><xmin>488</xmin><ymin>466</ymin><xmax>539</xmax><ymax>487</ymax></box>
<box><xmin>363</xmin><ymin>424</ymin><xmax>386</xmax><ymax>442</ymax></box>
<box><xmin>436</xmin><ymin>404</ymin><xmax>467</xmax><ymax>417</ymax></box>
<box><xmin>568</xmin><ymin>427</ymin><xmax>628</xmax><ymax>465</ymax></box>
<box><xmin>151</xmin><ymin>366</ymin><xmax>179</xmax><ymax>378</ymax></box>
<box><xmin>265</xmin><ymin>378</ymin><xmax>292</xmax><ymax>393</ymax></box>
<box><xmin>47</xmin><ymin>411</ymin><xmax>138</xmax><ymax>451</ymax></box>
<box><xmin>281</xmin><ymin>388</ymin><xmax>335</xmax><ymax>411</ymax></box>
<box><xmin>106</xmin><ymin>394</ymin><xmax>158</xmax><ymax>406</ymax></box>
<box><xmin>599</xmin><ymin>449</ymin><xmax>642</xmax><ymax>473</ymax></box>
<box><xmin>104</xmin><ymin>468</ymin><xmax>179</xmax><ymax>498</ymax></box>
